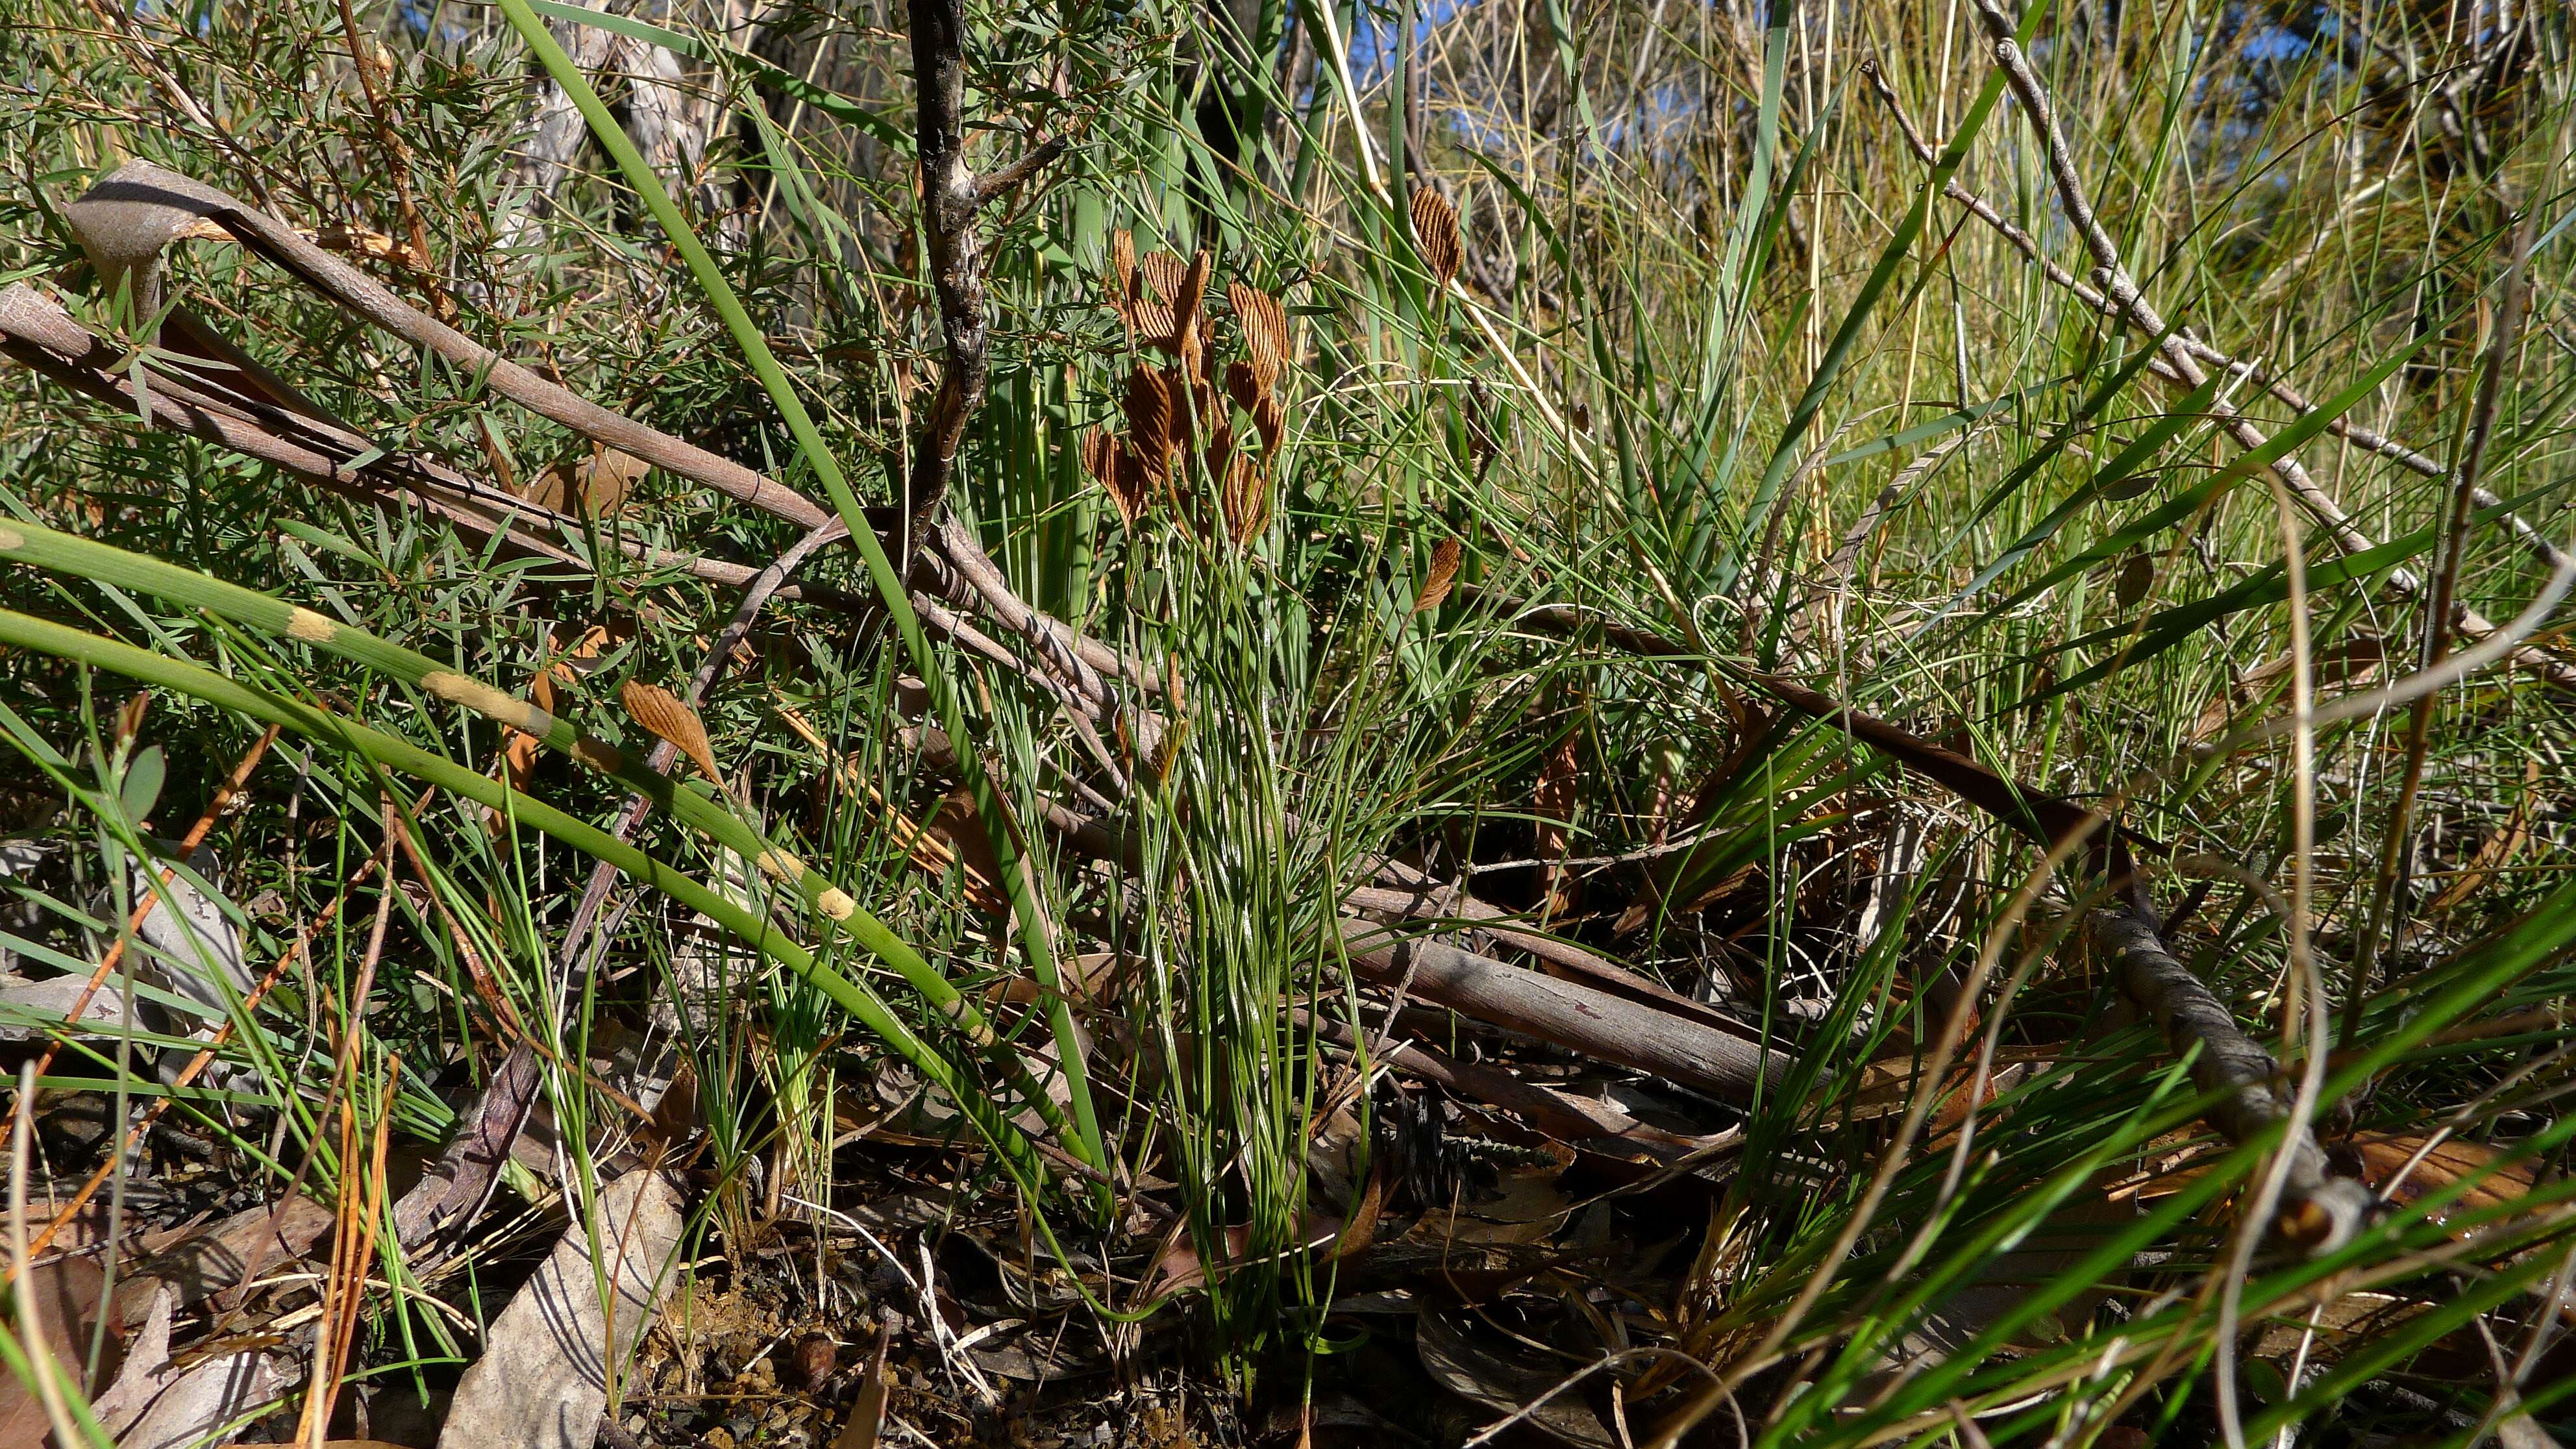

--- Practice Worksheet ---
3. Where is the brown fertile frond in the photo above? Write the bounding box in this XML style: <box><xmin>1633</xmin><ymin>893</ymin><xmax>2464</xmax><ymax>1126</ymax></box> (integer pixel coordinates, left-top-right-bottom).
<box><xmin>1110</xmin><ymin>229</ymin><xmax>1137</xmax><ymax>301</ymax></box>
<box><xmin>1411</xmin><ymin>188</ymin><xmax>1462</xmax><ymax>287</ymax></box>
<box><xmin>1202</xmin><ymin>416</ymin><xmax>1235</xmax><ymax>481</ymax></box>
<box><xmin>1102</xmin><ymin>441</ymin><xmax>1152</xmax><ymax>525</ymax></box>
<box><xmin>620</xmin><ymin>679</ymin><xmax>725</xmax><ymax>791</ymax></box>
<box><xmin>1230</xmin><ymin>282</ymin><xmax>1290</xmax><ymax>389</ymax></box>
<box><xmin>1124</xmin><ymin>367</ymin><xmax>1175</xmax><ymax>481</ymax></box>
<box><xmin>1412</xmin><ymin>536</ymin><xmax>1463</xmax><ymax>614</ymax></box>
<box><xmin>1224</xmin><ymin>360</ymin><xmax>1264</xmax><ymax>419</ymax></box>
<box><xmin>1139</xmin><ymin>249</ymin><xmax>1188</xmax><ymax>304</ymax></box>
<box><xmin>1080</xmin><ymin>427</ymin><xmax>1117</xmax><ymax>488</ymax></box>
<box><xmin>1221</xmin><ymin>451</ymin><xmax>1269</xmax><ymax>547</ymax></box>
<box><xmin>1130</xmin><ymin>298</ymin><xmax>1180</xmax><ymax>349</ymax></box>
<box><xmin>1251</xmin><ymin>392</ymin><xmax>1286</xmax><ymax>453</ymax></box>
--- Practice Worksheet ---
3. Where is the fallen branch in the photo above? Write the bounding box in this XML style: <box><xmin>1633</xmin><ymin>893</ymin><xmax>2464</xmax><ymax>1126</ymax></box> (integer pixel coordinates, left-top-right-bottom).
<box><xmin>1485</xmin><ymin>589</ymin><xmax>2368</xmax><ymax>1245</ymax></box>
<box><xmin>65</xmin><ymin>162</ymin><xmax>833</xmax><ymax>528</ymax></box>
<box><xmin>1338</xmin><ymin>918</ymin><xmax>1783</xmax><ymax>1102</ymax></box>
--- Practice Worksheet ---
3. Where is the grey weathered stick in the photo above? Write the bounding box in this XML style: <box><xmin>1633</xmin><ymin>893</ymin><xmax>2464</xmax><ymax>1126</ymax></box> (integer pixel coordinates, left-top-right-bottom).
<box><xmin>1342</xmin><ymin>882</ymin><xmax>1745</xmax><ymax>1030</ymax></box>
<box><xmin>1337</xmin><ymin>919</ymin><xmax>1785</xmax><ymax>1101</ymax></box>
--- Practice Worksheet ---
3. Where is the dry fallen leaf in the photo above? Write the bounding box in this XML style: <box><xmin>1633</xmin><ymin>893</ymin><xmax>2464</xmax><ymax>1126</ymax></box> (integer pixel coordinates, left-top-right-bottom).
<box><xmin>436</xmin><ymin>1169</ymin><xmax>684</xmax><ymax>1449</ymax></box>
<box><xmin>620</xmin><ymin>679</ymin><xmax>724</xmax><ymax>792</ymax></box>
<box><xmin>2341</xmin><ymin>1132</ymin><xmax>2537</xmax><ymax>1222</ymax></box>
<box><xmin>0</xmin><ymin>1253</ymin><xmax>112</xmax><ymax>1446</ymax></box>
<box><xmin>524</xmin><ymin>445</ymin><xmax>645</xmax><ymax>517</ymax></box>
<box><xmin>1415</xmin><ymin>1304</ymin><xmax>1610</xmax><ymax>1448</ymax></box>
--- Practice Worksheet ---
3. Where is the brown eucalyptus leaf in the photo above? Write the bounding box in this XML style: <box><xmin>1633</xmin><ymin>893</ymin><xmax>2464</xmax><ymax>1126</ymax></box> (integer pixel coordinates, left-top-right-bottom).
<box><xmin>620</xmin><ymin>679</ymin><xmax>724</xmax><ymax>791</ymax></box>
<box><xmin>1412</xmin><ymin>536</ymin><xmax>1463</xmax><ymax>615</ymax></box>
<box><xmin>1410</xmin><ymin>188</ymin><xmax>1463</xmax><ymax>286</ymax></box>
<box><xmin>2112</xmin><ymin>552</ymin><xmax>2154</xmax><ymax>609</ymax></box>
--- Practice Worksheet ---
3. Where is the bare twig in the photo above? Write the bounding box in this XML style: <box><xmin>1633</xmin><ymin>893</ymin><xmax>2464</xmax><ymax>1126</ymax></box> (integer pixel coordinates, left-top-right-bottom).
<box><xmin>2350</xmin><ymin>207</ymin><xmax>2542</xmax><ymax>1041</ymax></box>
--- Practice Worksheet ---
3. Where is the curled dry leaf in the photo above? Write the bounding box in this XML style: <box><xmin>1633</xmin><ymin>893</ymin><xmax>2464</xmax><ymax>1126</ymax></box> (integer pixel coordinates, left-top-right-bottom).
<box><xmin>619</xmin><ymin>678</ymin><xmax>725</xmax><ymax>791</ymax></box>
<box><xmin>1411</xmin><ymin>188</ymin><xmax>1463</xmax><ymax>287</ymax></box>
<box><xmin>1412</xmin><ymin>536</ymin><xmax>1463</xmax><ymax>615</ymax></box>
